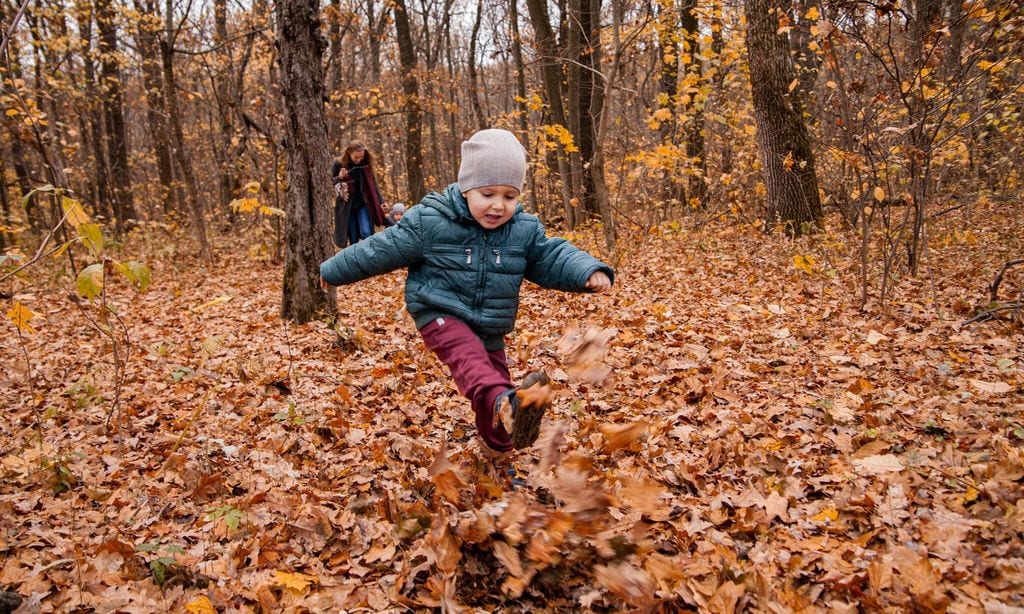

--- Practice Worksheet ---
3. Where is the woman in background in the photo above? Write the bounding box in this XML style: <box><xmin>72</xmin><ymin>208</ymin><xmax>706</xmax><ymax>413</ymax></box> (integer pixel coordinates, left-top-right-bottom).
<box><xmin>332</xmin><ymin>142</ymin><xmax>388</xmax><ymax>247</ymax></box>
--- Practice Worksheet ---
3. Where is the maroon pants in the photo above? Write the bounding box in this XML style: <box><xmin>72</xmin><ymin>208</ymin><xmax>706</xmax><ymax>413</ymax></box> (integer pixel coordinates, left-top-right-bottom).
<box><xmin>419</xmin><ymin>316</ymin><xmax>514</xmax><ymax>452</ymax></box>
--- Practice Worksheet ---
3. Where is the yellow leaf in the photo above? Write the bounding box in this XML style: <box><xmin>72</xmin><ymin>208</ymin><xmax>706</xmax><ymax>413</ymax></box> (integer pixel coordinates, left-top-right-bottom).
<box><xmin>184</xmin><ymin>596</ymin><xmax>217</xmax><ymax>614</ymax></box>
<box><xmin>782</xmin><ymin>151</ymin><xmax>795</xmax><ymax>171</ymax></box>
<box><xmin>5</xmin><ymin>108</ymin><xmax>18</xmax><ymax>117</ymax></box>
<box><xmin>274</xmin><ymin>570</ymin><xmax>317</xmax><ymax>594</ymax></box>
<box><xmin>793</xmin><ymin>254</ymin><xmax>815</xmax><ymax>275</ymax></box>
<box><xmin>961</xmin><ymin>486</ymin><xmax>979</xmax><ymax>504</ymax></box>
<box><xmin>6</xmin><ymin>301</ymin><xmax>37</xmax><ymax>334</ymax></box>
<box><xmin>787</xmin><ymin>78</ymin><xmax>799</xmax><ymax>93</ymax></box>
<box><xmin>811</xmin><ymin>507</ymin><xmax>839</xmax><ymax>522</ymax></box>
<box><xmin>873</xmin><ymin>187</ymin><xmax>886</xmax><ymax>202</ymax></box>
<box><xmin>805</xmin><ymin>6</ymin><xmax>821</xmax><ymax>20</ymax></box>
<box><xmin>62</xmin><ymin>196</ymin><xmax>90</xmax><ymax>229</ymax></box>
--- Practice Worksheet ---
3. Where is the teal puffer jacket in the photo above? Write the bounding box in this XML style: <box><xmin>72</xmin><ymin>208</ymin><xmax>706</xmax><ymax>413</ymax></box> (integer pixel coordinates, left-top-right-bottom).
<box><xmin>320</xmin><ymin>183</ymin><xmax>614</xmax><ymax>349</ymax></box>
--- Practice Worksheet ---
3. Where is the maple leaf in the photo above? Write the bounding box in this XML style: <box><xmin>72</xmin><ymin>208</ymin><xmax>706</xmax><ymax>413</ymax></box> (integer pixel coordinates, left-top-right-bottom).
<box><xmin>274</xmin><ymin>570</ymin><xmax>317</xmax><ymax>594</ymax></box>
<box><xmin>763</xmin><ymin>490</ymin><xmax>789</xmax><ymax>523</ymax></box>
<box><xmin>594</xmin><ymin>562</ymin><xmax>656</xmax><ymax>608</ymax></box>
<box><xmin>793</xmin><ymin>254</ymin><xmax>816</xmax><ymax>274</ymax></box>
<box><xmin>6</xmin><ymin>301</ymin><xmax>37</xmax><ymax>334</ymax></box>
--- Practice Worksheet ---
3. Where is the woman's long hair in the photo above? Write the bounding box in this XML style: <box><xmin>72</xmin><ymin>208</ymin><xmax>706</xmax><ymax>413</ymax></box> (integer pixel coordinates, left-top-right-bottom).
<box><xmin>339</xmin><ymin>142</ymin><xmax>373</xmax><ymax>168</ymax></box>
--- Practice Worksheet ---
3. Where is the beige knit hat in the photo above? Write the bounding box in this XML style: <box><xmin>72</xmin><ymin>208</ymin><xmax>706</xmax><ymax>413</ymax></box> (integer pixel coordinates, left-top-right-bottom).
<box><xmin>457</xmin><ymin>129</ymin><xmax>527</xmax><ymax>193</ymax></box>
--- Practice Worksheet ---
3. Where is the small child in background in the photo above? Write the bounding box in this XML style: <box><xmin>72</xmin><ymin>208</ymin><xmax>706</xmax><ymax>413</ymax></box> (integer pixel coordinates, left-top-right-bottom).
<box><xmin>320</xmin><ymin>128</ymin><xmax>614</xmax><ymax>457</ymax></box>
<box><xmin>387</xmin><ymin>203</ymin><xmax>406</xmax><ymax>226</ymax></box>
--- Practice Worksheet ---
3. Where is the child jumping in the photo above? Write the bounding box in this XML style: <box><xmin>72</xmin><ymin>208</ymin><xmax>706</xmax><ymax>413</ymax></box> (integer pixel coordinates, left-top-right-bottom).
<box><xmin>320</xmin><ymin>128</ymin><xmax>614</xmax><ymax>455</ymax></box>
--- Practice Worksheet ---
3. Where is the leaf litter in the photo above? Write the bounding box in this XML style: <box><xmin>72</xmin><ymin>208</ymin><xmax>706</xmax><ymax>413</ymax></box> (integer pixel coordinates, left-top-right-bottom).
<box><xmin>1</xmin><ymin>210</ymin><xmax>1023</xmax><ymax>611</ymax></box>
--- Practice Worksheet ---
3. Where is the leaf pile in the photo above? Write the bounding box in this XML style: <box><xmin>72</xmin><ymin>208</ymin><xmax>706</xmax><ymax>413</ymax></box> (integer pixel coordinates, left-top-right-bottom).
<box><xmin>1</xmin><ymin>207</ymin><xmax>1022</xmax><ymax>611</ymax></box>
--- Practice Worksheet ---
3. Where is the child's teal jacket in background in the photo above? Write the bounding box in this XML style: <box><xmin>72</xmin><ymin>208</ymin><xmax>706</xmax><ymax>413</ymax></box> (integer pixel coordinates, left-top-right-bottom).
<box><xmin>319</xmin><ymin>183</ymin><xmax>615</xmax><ymax>349</ymax></box>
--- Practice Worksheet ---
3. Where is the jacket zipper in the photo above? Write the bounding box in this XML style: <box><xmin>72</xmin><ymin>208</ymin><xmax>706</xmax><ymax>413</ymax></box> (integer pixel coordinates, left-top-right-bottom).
<box><xmin>492</xmin><ymin>249</ymin><xmax>501</xmax><ymax>265</ymax></box>
<box><xmin>465</xmin><ymin>248</ymin><xmax>472</xmax><ymax>265</ymax></box>
<box><xmin>475</xmin><ymin>236</ymin><xmax>487</xmax><ymax>307</ymax></box>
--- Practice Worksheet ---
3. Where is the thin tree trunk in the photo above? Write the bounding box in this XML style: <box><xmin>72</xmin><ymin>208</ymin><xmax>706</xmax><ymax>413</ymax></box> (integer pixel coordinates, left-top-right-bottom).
<box><xmin>393</xmin><ymin>0</ymin><xmax>424</xmax><ymax>200</ymax></box>
<box><xmin>745</xmin><ymin>0</ymin><xmax>823</xmax><ymax>235</ymax></box>
<box><xmin>509</xmin><ymin>0</ymin><xmax>537</xmax><ymax>212</ymax></box>
<box><xmin>163</xmin><ymin>0</ymin><xmax>210</xmax><ymax>259</ymax></box>
<box><xmin>215</xmin><ymin>0</ymin><xmax>239</xmax><ymax>213</ymax></box>
<box><xmin>681</xmin><ymin>0</ymin><xmax>707</xmax><ymax>206</ymax></box>
<box><xmin>133</xmin><ymin>0</ymin><xmax>177</xmax><ymax>216</ymax></box>
<box><xmin>710</xmin><ymin>2</ymin><xmax>733</xmax><ymax>175</ymax></box>
<box><xmin>906</xmin><ymin>0</ymin><xmax>942</xmax><ymax>273</ymax></box>
<box><xmin>96</xmin><ymin>0</ymin><xmax>136</xmax><ymax>229</ymax></box>
<box><xmin>73</xmin><ymin>4</ymin><xmax>111</xmax><ymax>220</ymax></box>
<box><xmin>525</xmin><ymin>0</ymin><xmax>575</xmax><ymax>225</ymax></box>
<box><xmin>276</xmin><ymin>0</ymin><xmax>337</xmax><ymax>323</ymax></box>
<box><xmin>467</xmin><ymin>0</ymin><xmax>487</xmax><ymax>131</ymax></box>
<box><xmin>364</xmin><ymin>0</ymin><xmax>384</xmax><ymax>81</ymax></box>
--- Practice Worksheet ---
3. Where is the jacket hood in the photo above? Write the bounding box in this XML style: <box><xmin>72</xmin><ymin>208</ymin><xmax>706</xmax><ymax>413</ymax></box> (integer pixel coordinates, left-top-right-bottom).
<box><xmin>421</xmin><ymin>183</ymin><xmax>524</xmax><ymax>226</ymax></box>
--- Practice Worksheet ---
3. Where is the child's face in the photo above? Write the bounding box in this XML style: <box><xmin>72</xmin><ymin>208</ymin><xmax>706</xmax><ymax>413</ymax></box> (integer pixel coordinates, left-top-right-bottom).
<box><xmin>393</xmin><ymin>212</ymin><xmax>403</xmax><ymax>222</ymax></box>
<box><xmin>350</xmin><ymin>148</ymin><xmax>365</xmax><ymax>164</ymax></box>
<box><xmin>465</xmin><ymin>186</ymin><xmax>519</xmax><ymax>229</ymax></box>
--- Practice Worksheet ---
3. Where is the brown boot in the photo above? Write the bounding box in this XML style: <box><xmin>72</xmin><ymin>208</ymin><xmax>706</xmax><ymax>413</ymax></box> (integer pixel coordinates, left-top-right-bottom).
<box><xmin>509</xmin><ymin>371</ymin><xmax>552</xmax><ymax>449</ymax></box>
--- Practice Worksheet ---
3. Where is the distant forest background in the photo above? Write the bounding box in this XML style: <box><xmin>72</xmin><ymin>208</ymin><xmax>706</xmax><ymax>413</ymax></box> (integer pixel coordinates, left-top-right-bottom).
<box><xmin>1</xmin><ymin>0</ymin><xmax>1021</xmax><ymax>288</ymax></box>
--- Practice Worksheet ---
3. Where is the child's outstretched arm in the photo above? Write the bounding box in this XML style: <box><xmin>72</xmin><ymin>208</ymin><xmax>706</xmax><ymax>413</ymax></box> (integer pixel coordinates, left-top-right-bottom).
<box><xmin>525</xmin><ymin>222</ymin><xmax>615</xmax><ymax>292</ymax></box>
<box><xmin>320</xmin><ymin>208</ymin><xmax>424</xmax><ymax>286</ymax></box>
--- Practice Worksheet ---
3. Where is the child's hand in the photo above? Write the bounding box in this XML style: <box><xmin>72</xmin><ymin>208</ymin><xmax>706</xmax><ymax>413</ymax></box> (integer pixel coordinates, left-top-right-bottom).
<box><xmin>585</xmin><ymin>271</ymin><xmax>612</xmax><ymax>292</ymax></box>
<box><xmin>320</xmin><ymin>276</ymin><xmax>330</xmax><ymax>290</ymax></box>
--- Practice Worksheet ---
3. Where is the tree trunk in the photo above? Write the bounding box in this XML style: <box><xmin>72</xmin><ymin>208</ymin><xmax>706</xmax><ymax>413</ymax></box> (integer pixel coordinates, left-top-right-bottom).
<box><xmin>215</xmin><ymin>0</ymin><xmax>239</xmax><ymax>214</ymax></box>
<box><xmin>0</xmin><ymin>148</ymin><xmax>9</xmax><ymax>250</ymax></box>
<box><xmin>681</xmin><ymin>0</ymin><xmax>707</xmax><ymax>207</ymax></box>
<box><xmin>326</xmin><ymin>0</ymin><xmax>344</xmax><ymax>92</ymax></box>
<box><xmin>745</xmin><ymin>0</ymin><xmax>823</xmax><ymax>235</ymax></box>
<box><xmin>568</xmin><ymin>0</ymin><xmax>600</xmax><ymax>219</ymax></box>
<box><xmin>905</xmin><ymin>0</ymin><xmax>942</xmax><ymax>273</ymax></box>
<box><xmin>133</xmin><ymin>0</ymin><xmax>178</xmax><ymax>216</ymax></box>
<box><xmin>393</xmin><ymin>0</ymin><xmax>424</xmax><ymax>200</ymax></box>
<box><xmin>509</xmin><ymin>0</ymin><xmax>537</xmax><ymax>213</ymax></box>
<box><xmin>710</xmin><ymin>3</ymin><xmax>733</xmax><ymax>175</ymax></box>
<box><xmin>163</xmin><ymin>0</ymin><xmax>210</xmax><ymax>259</ymax></box>
<box><xmin>655</xmin><ymin>0</ymin><xmax>679</xmax><ymax>152</ymax></box>
<box><xmin>467</xmin><ymin>0</ymin><xmax>487</xmax><ymax>131</ymax></box>
<box><xmin>364</xmin><ymin>0</ymin><xmax>384</xmax><ymax>82</ymax></box>
<box><xmin>524</xmin><ymin>0</ymin><xmax>575</xmax><ymax>225</ymax></box>
<box><xmin>276</xmin><ymin>0</ymin><xmax>337</xmax><ymax>323</ymax></box>
<box><xmin>96</xmin><ymin>0</ymin><xmax>137</xmax><ymax>229</ymax></box>
<box><xmin>75</xmin><ymin>5</ymin><xmax>111</xmax><ymax>219</ymax></box>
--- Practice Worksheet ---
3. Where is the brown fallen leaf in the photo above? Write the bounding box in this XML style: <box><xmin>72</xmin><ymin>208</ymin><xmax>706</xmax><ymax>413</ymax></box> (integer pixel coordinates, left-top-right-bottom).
<box><xmin>557</xmin><ymin>326</ymin><xmax>615</xmax><ymax>385</ymax></box>
<box><xmin>594</xmin><ymin>561</ymin><xmax>656</xmax><ymax>608</ymax></box>
<box><xmin>600</xmin><ymin>421</ymin><xmax>649</xmax><ymax>453</ymax></box>
<box><xmin>427</xmin><ymin>444</ymin><xmax>466</xmax><ymax>504</ymax></box>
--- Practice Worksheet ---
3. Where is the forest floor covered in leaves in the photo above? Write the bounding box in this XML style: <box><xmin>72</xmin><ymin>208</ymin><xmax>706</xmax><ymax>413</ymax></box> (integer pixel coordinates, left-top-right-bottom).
<box><xmin>1</xmin><ymin>203</ymin><xmax>1023</xmax><ymax>612</ymax></box>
